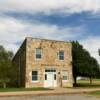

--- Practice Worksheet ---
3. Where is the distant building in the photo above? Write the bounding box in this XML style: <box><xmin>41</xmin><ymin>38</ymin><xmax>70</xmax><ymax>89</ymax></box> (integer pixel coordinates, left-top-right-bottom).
<box><xmin>13</xmin><ymin>37</ymin><xmax>73</xmax><ymax>88</ymax></box>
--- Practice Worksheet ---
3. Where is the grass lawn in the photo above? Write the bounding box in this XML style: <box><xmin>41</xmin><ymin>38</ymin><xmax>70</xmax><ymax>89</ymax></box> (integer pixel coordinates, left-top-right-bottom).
<box><xmin>0</xmin><ymin>79</ymin><xmax>100</xmax><ymax>92</ymax></box>
<box><xmin>89</xmin><ymin>91</ymin><xmax>100</xmax><ymax>96</ymax></box>
<box><xmin>0</xmin><ymin>87</ymin><xmax>52</xmax><ymax>92</ymax></box>
<box><xmin>75</xmin><ymin>79</ymin><xmax>100</xmax><ymax>88</ymax></box>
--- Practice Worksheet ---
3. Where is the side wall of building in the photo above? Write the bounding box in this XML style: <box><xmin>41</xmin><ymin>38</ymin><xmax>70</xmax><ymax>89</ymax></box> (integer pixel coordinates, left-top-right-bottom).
<box><xmin>12</xmin><ymin>39</ymin><xmax>27</xmax><ymax>87</ymax></box>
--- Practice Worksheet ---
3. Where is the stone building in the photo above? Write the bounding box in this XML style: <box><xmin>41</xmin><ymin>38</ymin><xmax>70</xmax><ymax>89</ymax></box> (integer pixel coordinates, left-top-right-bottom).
<box><xmin>13</xmin><ymin>37</ymin><xmax>73</xmax><ymax>88</ymax></box>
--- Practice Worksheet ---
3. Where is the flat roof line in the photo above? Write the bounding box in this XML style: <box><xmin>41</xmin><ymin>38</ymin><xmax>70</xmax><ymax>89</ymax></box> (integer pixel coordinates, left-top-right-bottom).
<box><xmin>26</xmin><ymin>37</ymin><xmax>71</xmax><ymax>43</ymax></box>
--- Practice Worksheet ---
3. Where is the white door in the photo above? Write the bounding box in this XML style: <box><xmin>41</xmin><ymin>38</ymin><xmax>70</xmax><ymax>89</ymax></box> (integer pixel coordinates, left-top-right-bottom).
<box><xmin>44</xmin><ymin>70</ymin><xmax>57</xmax><ymax>87</ymax></box>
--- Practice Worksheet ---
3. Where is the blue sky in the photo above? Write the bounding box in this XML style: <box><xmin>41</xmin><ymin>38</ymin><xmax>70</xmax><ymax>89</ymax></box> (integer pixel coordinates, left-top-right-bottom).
<box><xmin>0</xmin><ymin>0</ymin><xmax>100</xmax><ymax>62</ymax></box>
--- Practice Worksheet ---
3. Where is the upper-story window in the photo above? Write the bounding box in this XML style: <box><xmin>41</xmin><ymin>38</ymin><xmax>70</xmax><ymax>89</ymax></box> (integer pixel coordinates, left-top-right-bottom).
<box><xmin>36</xmin><ymin>48</ymin><xmax>42</xmax><ymax>59</ymax></box>
<box><xmin>59</xmin><ymin>50</ymin><xmax>64</xmax><ymax>60</ymax></box>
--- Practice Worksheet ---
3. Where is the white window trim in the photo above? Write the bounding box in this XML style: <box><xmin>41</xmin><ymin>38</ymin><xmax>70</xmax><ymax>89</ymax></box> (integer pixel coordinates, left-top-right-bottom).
<box><xmin>62</xmin><ymin>77</ymin><xmax>68</xmax><ymax>82</ymax></box>
<box><xmin>32</xmin><ymin>80</ymin><xmax>39</xmax><ymax>83</ymax></box>
<box><xmin>62</xmin><ymin>70</ymin><xmax>68</xmax><ymax>82</ymax></box>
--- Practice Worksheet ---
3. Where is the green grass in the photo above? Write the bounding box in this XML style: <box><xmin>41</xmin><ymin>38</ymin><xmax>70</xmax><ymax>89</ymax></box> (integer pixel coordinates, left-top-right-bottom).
<box><xmin>74</xmin><ymin>79</ymin><xmax>100</xmax><ymax>88</ymax></box>
<box><xmin>75</xmin><ymin>79</ymin><xmax>100</xmax><ymax>96</ymax></box>
<box><xmin>78</xmin><ymin>79</ymin><xmax>100</xmax><ymax>83</ymax></box>
<box><xmin>74</xmin><ymin>83</ymin><xmax>100</xmax><ymax>88</ymax></box>
<box><xmin>0</xmin><ymin>87</ymin><xmax>52</xmax><ymax>92</ymax></box>
<box><xmin>89</xmin><ymin>91</ymin><xmax>100</xmax><ymax>96</ymax></box>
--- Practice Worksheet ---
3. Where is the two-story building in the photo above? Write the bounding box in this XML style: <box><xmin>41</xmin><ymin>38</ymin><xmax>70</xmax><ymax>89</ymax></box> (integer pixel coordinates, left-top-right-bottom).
<box><xmin>13</xmin><ymin>37</ymin><xmax>73</xmax><ymax>88</ymax></box>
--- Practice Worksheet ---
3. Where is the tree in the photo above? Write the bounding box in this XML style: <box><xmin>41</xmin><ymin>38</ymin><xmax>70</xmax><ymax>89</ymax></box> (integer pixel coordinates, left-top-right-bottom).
<box><xmin>72</xmin><ymin>41</ymin><xmax>100</xmax><ymax>85</ymax></box>
<box><xmin>0</xmin><ymin>45</ymin><xmax>18</xmax><ymax>88</ymax></box>
<box><xmin>87</xmin><ymin>57</ymin><xmax>99</xmax><ymax>84</ymax></box>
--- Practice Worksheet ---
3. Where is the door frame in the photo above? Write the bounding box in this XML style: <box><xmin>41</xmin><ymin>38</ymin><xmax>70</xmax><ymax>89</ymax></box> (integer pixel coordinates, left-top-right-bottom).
<box><xmin>44</xmin><ymin>69</ymin><xmax>57</xmax><ymax>87</ymax></box>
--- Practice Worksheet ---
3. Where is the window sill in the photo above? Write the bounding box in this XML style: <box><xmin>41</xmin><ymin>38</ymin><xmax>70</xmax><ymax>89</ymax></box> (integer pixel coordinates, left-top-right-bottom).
<box><xmin>62</xmin><ymin>80</ymin><xmax>68</xmax><ymax>82</ymax></box>
<box><xmin>59</xmin><ymin>60</ymin><xmax>64</xmax><ymax>61</ymax></box>
<box><xmin>32</xmin><ymin>81</ymin><xmax>39</xmax><ymax>83</ymax></box>
<box><xmin>35</xmin><ymin>58</ymin><xmax>41</xmax><ymax>61</ymax></box>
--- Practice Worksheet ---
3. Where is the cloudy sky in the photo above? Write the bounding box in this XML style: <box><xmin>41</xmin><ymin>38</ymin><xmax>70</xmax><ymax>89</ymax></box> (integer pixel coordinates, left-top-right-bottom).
<box><xmin>0</xmin><ymin>0</ymin><xmax>100</xmax><ymax>62</ymax></box>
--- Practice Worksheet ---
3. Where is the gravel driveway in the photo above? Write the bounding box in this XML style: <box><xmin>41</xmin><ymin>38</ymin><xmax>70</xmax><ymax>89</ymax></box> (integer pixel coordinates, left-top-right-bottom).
<box><xmin>0</xmin><ymin>94</ymin><xmax>99</xmax><ymax>100</ymax></box>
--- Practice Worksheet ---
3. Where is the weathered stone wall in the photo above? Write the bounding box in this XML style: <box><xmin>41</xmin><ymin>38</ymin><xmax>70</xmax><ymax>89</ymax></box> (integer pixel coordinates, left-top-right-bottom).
<box><xmin>12</xmin><ymin>39</ymin><xmax>27</xmax><ymax>87</ymax></box>
<box><xmin>13</xmin><ymin>37</ymin><xmax>73</xmax><ymax>88</ymax></box>
<box><xmin>25</xmin><ymin>37</ymin><xmax>73</xmax><ymax>88</ymax></box>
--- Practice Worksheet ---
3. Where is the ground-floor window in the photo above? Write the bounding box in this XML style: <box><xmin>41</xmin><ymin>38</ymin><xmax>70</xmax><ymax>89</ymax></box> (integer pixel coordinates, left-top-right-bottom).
<box><xmin>32</xmin><ymin>71</ymin><xmax>38</xmax><ymax>81</ymax></box>
<box><xmin>62</xmin><ymin>70</ymin><xmax>68</xmax><ymax>80</ymax></box>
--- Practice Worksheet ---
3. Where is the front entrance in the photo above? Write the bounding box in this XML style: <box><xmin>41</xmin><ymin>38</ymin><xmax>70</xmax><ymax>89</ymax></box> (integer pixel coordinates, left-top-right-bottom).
<box><xmin>44</xmin><ymin>69</ymin><xmax>57</xmax><ymax>87</ymax></box>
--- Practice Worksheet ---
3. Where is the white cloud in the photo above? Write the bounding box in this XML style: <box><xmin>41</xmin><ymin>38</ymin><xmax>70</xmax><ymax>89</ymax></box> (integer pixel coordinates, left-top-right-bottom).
<box><xmin>0</xmin><ymin>15</ymin><xmax>83</xmax><ymax>53</ymax></box>
<box><xmin>80</xmin><ymin>36</ymin><xmax>100</xmax><ymax>63</ymax></box>
<box><xmin>0</xmin><ymin>0</ymin><xmax>100</xmax><ymax>14</ymax></box>
<box><xmin>0</xmin><ymin>0</ymin><xmax>99</xmax><ymax>64</ymax></box>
